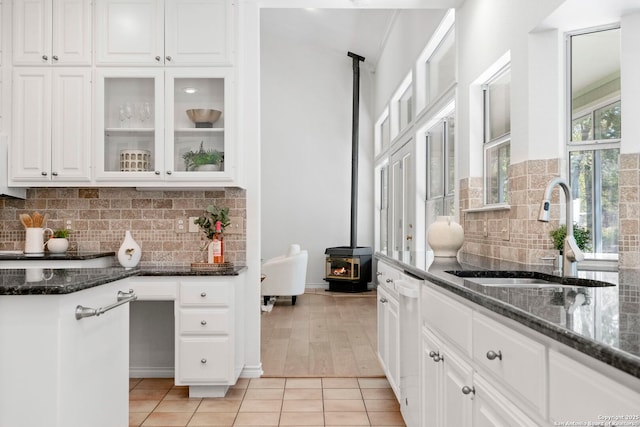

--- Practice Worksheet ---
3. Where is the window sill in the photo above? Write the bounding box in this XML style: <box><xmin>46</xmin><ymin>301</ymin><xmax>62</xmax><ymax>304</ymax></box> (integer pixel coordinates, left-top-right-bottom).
<box><xmin>463</xmin><ymin>204</ymin><xmax>511</xmax><ymax>213</ymax></box>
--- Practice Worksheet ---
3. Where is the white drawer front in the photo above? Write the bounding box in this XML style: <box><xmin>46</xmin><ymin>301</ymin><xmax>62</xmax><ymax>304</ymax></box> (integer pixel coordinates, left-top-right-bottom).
<box><xmin>177</xmin><ymin>337</ymin><xmax>232</xmax><ymax>383</ymax></box>
<box><xmin>180</xmin><ymin>309</ymin><xmax>229</xmax><ymax>334</ymax></box>
<box><xmin>181</xmin><ymin>282</ymin><xmax>231</xmax><ymax>306</ymax></box>
<box><xmin>127</xmin><ymin>280</ymin><xmax>178</xmax><ymax>300</ymax></box>
<box><xmin>422</xmin><ymin>285</ymin><xmax>473</xmax><ymax>356</ymax></box>
<box><xmin>472</xmin><ymin>312</ymin><xmax>546</xmax><ymax>416</ymax></box>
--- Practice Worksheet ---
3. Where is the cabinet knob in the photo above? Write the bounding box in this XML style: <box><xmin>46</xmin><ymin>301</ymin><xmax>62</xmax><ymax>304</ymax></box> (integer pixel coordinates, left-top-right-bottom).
<box><xmin>52</xmin><ymin>55</ymin><xmax>59</xmax><ymax>61</ymax></box>
<box><xmin>154</xmin><ymin>171</ymin><xmax>161</xmax><ymax>175</ymax></box>
<box><xmin>155</xmin><ymin>56</ymin><xmax>161</xmax><ymax>61</ymax></box>
<box><xmin>42</xmin><ymin>55</ymin><xmax>48</xmax><ymax>61</ymax></box>
<box><xmin>386</xmin><ymin>278</ymin><xmax>393</xmax><ymax>283</ymax></box>
<box><xmin>376</xmin><ymin>272</ymin><xmax>383</xmax><ymax>276</ymax></box>
<box><xmin>200</xmin><ymin>292</ymin><xmax>207</xmax><ymax>297</ymax></box>
<box><xmin>51</xmin><ymin>172</ymin><xmax>58</xmax><ymax>176</ymax></box>
<box><xmin>461</xmin><ymin>385</ymin><xmax>475</xmax><ymax>395</ymax></box>
<box><xmin>166</xmin><ymin>55</ymin><xmax>172</xmax><ymax>61</ymax></box>
<box><xmin>379</xmin><ymin>297</ymin><xmax>387</xmax><ymax>303</ymax></box>
<box><xmin>429</xmin><ymin>351</ymin><xmax>443</xmax><ymax>362</ymax></box>
<box><xmin>201</xmin><ymin>358</ymin><xmax>207</xmax><ymax>364</ymax></box>
<box><xmin>486</xmin><ymin>350</ymin><xmax>502</xmax><ymax>361</ymax></box>
<box><xmin>166</xmin><ymin>171</ymin><xmax>172</xmax><ymax>175</ymax></box>
<box><xmin>41</xmin><ymin>171</ymin><xmax>48</xmax><ymax>176</ymax></box>
<box><xmin>200</xmin><ymin>320</ymin><xmax>207</xmax><ymax>326</ymax></box>
<box><xmin>406</xmin><ymin>235</ymin><xmax>413</xmax><ymax>241</ymax></box>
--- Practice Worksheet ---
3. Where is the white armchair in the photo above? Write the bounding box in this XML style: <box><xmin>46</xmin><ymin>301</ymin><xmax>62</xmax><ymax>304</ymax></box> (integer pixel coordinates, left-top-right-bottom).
<box><xmin>261</xmin><ymin>244</ymin><xmax>308</xmax><ymax>306</ymax></box>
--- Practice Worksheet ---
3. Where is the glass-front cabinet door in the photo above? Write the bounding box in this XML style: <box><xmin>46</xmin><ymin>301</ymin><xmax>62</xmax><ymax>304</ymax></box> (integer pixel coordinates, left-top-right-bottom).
<box><xmin>95</xmin><ymin>67</ymin><xmax>233</xmax><ymax>184</ymax></box>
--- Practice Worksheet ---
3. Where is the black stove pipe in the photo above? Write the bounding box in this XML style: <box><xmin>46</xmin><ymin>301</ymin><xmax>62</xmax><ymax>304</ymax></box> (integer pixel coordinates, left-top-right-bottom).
<box><xmin>348</xmin><ymin>51</ymin><xmax>365</xmax><ymax>249</ymax></box>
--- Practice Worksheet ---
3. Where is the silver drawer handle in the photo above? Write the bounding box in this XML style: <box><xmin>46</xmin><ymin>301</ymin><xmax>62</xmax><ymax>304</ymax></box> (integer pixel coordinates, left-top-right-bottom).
<box><xmin>379</xmin><ymin>297</ymin><xmax>387</xmax><ymax>303</ymax></box>
<box><xmin>486</xmin><ymin>350</ymin><xmax>502</xmax><ymax>361</ymax></box>
<box><xmin>200</xmin><ymin>292</ymin><xmax>207</xmax><ymax>297</ymax></box>
<box><xmin>376</xmin><ymin>272</ymin><xmax>383</xmax><ymax>276</ymax></box>
<box><xmin>461</xmin><ymin>385</ymin><xmax>475</xmax><ymax>395</ymax></box>
<box><xmin>386</xmin><ymin>278</ymin><xmax>393</xmax><ymax>283</ymax></box>
<box><xmin>201</xmin><ymin>358</ymin><xmax>207</xmax><ymax>364</ymax></box>
<box><xmin>75</xmin><ymin>290</ymin><xmax>137</xmax><ymax>320</ymax></box>
<box><xmin>201</xmin><ymin>320</ymin><xmax>207</xmax><ymax>325</ymax></box>
<box><xmin>429</xmin><ymin>351</ymin><xmax>443</xmax><ymax>362</ymax></box>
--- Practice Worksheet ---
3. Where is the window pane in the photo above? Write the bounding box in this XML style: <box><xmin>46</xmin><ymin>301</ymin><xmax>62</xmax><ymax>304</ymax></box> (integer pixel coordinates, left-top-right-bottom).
<box><xmin>381</xmin><ymin>116</ymin><xmax>390</xmax><ymax>151</ymax></box>
<box><xmin>427</xmin><ymin>124</ymin><xmax>445</xmax><ymax>199</ymax></box>
<box><xmin>487</xmin><ymin>71</ymin><xmax>511</xmax><ymax>141</ymax></box>
<box><xmin>572</xmin><ymin>113</ymin><xmax>592</xmax><ymax>141</ymax></box>
<box><xmin>428</xmin><ymin>29</ymin><xmax>455</xmax><ymax>103</ymax></box>
<box><xmin>485</xmin><ymin>142</ymin><xmax>510</xmax><ymax>204</ymax></box>
<box><xmin>379</xmin><ymin>166</ymin><xmax>388</xmax><ymax>252</ymax></box>
<box><xmin>447</xmin><ymin>118</ymin><xmax>455</xmax><ymax>195</ymax></box>
<box><xmin>594</xmin><ymin>101</ymin><xmax>621</xmax><ymax>140</ymax></box>
<box><xmin>399</xmin><ymin>85</ymin><xmax>413</xmax><ymax>131</ymax></box>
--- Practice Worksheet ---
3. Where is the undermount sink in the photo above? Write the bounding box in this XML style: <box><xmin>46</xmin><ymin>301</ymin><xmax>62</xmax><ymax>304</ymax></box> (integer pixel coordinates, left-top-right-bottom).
<box><xmin>445</xmin><ymin>270</ymin><xmax>615</xmax><ymax>288</ymax></box>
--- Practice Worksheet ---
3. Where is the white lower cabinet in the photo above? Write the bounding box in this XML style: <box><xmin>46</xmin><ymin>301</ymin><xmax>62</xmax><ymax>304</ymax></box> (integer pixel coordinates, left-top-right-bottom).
<box><xmin>377</xmin><ymin>284</ymin><xmax>400</xmax><ymax>397</ymax></box>
<box><xmin>472</xmin><ymin>375</ymin><xmax>540</xmax><ymax>427</ymax></box>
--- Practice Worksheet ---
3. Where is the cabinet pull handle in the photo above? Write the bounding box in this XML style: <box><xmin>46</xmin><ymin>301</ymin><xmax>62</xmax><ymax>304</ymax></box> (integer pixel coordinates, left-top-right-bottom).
<box><xmin>155</xmin><ymin>56</ymin><xmax>161</xmax><ymax>61</ymax></box>
<box><xmin>201</xmin><ymin>320</ymin><xmax>207</xmax><ymax>325</ymax></box>
<box><xmin>154</xmin><ymin>171</ymin><xmax>161</xmax><ymax>175</ymax></box>
<box><xmin>429</xmin><ymin>351</ymin><xmax>443</xmax><ymax>362</ymax></box>
<box><xmin>51</xmin><ymin>172</ymin><xmax>58</xmax><ymax>176</ymax></box>
<box><xmin>42</xmin><ymin>55</ymin><xmax>48</xmax><ymax>61</ymax></box>
<box><xmin>166</xmin><ymin>171</ymin><xmax>172</xmax><ymax>175</ymax></box>
<box><xmin>379</xmin><ymin>297</ymin><xmax>387</xmax><ymax>303</ymax></box>
<box><xmin>41</xmin><ymin>171</ymin><xmax>48</xmax><ymax>176</ymax></box>
<box><xmin>201</xmin><ymin>358</ymin><xmax>207</xmax><ymax>364</ymax></box>
<box><xmin>200</xmin><ymin>292</ymin><xmax>207</xmax><ymax>297</ymax></box>
<box><xmin>166</xmin><ymin>55</ymin><xmax>172</xmax><ymax>61</ymax></box>
<box><xmin>486</xmin><ymin>350</ymin><xmax>502</xmax><ymax>361</ymax></box>
<box><xmin>461</xmin><ymin>385</ymin><xmax>475</xmax><ymax>395</ymax></box>
<box><xmin>52</xmin><ymin>55</ymin><xmax>59</xmax><ymax>61</ymax></box>
<box><xmin>406</xmin><ymin>235</ymin><xmax>413</xmax><ymax>241</ymax></box>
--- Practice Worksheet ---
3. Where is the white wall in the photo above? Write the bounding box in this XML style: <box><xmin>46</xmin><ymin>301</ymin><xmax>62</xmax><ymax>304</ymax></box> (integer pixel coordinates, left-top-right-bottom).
<box><xmin>260</xmin><ymin>10</ymin><xmax>374</xmax><ymax>286</ymax></box>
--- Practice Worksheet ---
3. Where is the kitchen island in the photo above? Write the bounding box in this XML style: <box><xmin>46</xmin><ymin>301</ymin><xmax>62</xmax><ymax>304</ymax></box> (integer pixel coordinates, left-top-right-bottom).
<box><xmin>0</xmin><ymin>265</ymin><xmax>247</xmax><ymax>427</ymax></box>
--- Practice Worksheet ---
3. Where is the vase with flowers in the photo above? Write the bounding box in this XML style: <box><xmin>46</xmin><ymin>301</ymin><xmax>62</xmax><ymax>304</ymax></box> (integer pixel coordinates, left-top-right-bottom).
<box><xmin>194</xmin><ymin>205</ymin><xmax>230</xmax><ymax>263</ymax></box>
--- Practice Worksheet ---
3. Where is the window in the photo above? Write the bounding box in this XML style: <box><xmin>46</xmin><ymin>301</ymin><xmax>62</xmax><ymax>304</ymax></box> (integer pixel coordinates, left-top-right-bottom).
<box><xmin>426</xmin><ymin>27</ymin><xmax>455</xmax><ymax>104</ymax></box>
<box><xmin>377</xmin><ymin>165</ymin><xmax>389</xmax><ymax>252</ymax></box>
<box><xmin>483</xmin><ymin>67</ymin><xmax>511</xmax><ymax>205</ymax></box>
<box><xmin>568</xmin><ymin>27</ymin><xmax>621</xmax><ymax>257</ymax></box>
<box><xmin>426</xmin><ymin>115</ymin><xmax>455</xmax><ymax>227</ymax></box>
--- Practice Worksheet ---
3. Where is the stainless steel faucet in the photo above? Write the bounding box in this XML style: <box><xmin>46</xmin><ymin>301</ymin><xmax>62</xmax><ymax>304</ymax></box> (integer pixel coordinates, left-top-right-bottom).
<box><xmin>538</xmin><ymin>178</ymin><xmax>585</xmax><ymax>277</ymax></box>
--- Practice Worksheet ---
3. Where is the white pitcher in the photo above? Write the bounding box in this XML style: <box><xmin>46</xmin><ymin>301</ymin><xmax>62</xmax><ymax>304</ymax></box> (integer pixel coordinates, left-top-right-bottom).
<box><xmin>24</xmin><ymin>227</ymin><xmax>53</xmax><ymax>255</ymax></box>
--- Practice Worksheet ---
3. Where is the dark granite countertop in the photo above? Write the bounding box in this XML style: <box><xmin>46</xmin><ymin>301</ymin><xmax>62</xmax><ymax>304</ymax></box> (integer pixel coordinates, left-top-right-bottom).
<box><xmin>0</xmin><ymin>265</ymin><xmax>247</xmax><ymax>296</ymax></box>
<box><xmin>0</xmin><ymin>251</ymin><xmax>116</xmax><ymax>260</ymax></box>
<box><xmin>376</xmin><ymin>252</ymin><xmax>640</xmax><ymax>380</ymax></box>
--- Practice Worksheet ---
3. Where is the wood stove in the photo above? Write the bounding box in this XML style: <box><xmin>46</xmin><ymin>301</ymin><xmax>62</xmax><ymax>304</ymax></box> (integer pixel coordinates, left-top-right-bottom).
<box><xmin>323</xmin><ymin>51</ymin><xmax>372</xmax><ymax>293</ymax></box>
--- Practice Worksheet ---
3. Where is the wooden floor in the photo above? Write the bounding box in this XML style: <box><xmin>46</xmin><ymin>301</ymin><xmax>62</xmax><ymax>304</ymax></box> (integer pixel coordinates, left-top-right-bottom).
<box><xmin>260</xmin><ymin>289</ymin><xmax>384</xmax><ymax>378</ymax></box>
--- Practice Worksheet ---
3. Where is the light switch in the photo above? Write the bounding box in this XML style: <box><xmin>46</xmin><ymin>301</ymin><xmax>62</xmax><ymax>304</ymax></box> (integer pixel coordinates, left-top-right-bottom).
<box><xmin>226</xmin><ymin>217</ymin><xmax>244</xmax><ymax>234</ymax></box>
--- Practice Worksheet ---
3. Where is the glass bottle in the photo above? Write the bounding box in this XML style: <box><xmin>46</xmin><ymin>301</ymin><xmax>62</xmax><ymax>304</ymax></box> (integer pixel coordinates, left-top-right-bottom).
<box><xmin>209</xmin><ymin>220</ymin><xmax>224</xmax><ymax>264</ymax></box>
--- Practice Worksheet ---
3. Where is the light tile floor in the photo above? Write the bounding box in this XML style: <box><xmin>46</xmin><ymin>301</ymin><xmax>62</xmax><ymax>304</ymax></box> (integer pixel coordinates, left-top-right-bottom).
<box><xmin>129</xmin><ymin>377</ymin><xmax>406</xmax><ymax>426</ymax></box>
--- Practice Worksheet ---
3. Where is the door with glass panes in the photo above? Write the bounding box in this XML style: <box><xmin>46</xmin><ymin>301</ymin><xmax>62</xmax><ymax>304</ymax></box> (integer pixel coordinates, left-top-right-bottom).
<box><xmin>390</xmin><ymin>140</ymin><xmax>415</xmax><ymax>265</ymax></box>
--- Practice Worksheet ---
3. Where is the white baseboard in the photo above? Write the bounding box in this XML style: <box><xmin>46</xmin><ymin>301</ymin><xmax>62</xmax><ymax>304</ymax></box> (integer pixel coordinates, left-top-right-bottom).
<box><xmin>130</xmin><ymin>367</ymin><xmax>175</xmax><ymax>378</ymax></box>
<box><xmin>240</xmin><ymin>364</ymin><xmax>263</xmax><ymax>378</ymax></box>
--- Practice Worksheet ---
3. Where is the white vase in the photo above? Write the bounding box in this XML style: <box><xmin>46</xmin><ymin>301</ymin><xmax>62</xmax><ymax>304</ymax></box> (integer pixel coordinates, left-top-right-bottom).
<box><xmin>117</xmin><ymin>230</ymin><xmax>141</xmax><ymax>269</ymax></box>
<box><xmin>46</xmin><ymin>237</ymin><xmax>69</xmax><ymax>254</ymax></box>
<box><xmin>427</xmin><ymin>216</ymin><xmax>464</xmax><ymax>257</ymax></box>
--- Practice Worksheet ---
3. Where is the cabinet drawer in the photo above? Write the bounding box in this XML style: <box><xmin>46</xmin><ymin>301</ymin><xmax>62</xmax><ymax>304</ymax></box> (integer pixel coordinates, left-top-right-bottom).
<box><xmin>177</xmin><ymin>337</ymin><xmax>232</xmax><ymax>383</ymax></box>
<box><xmin>180</xmin><ymin>281</ymin><xmax>231</xmax><ymax>306</ymax></box>
<box><xmin>128</xmin><ymin>280</ymin><xmax>178</xmax><ymax>300</ymax></box>
<box><xmin>179</xmin><ymin>309</ymin><xmax>229</xmax><ymax>334</ymax></box>
<box><xmin>422</xmin><ymin>285</ymin><xmax>472</xmax><ymax>356</ymax></box>
<box><xmin>472</xmin><ymin>312</ymin><xmax>546</xmax><ymax>416</ymax></box>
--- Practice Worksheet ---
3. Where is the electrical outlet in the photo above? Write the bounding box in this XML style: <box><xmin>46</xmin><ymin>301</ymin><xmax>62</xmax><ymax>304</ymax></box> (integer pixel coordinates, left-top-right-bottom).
<box><xmin>175</xmin><ymin>217</ymin><xmax>187</xmax><ymax>234</ymax></box>
<box><xmin>226</xmin><ymin>217</ymin><xmax>244</xmax><ymax>235</ymax></box>
<box><xmin>188</xmin><ymin>217</ymin><xmax>200</xmax><ymax>233</ymax></box>
<box><xmin>64</xmin><ymin>219</ymin><xmax>74</xmax><ymax>230</ymax></box>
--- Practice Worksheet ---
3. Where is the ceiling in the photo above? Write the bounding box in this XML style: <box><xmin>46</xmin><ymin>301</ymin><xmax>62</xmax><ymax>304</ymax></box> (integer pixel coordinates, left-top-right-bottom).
<box><xmin>260</xmin><ymin>8</ymin><xmax>399</xmax><ymax>68</ymax></box>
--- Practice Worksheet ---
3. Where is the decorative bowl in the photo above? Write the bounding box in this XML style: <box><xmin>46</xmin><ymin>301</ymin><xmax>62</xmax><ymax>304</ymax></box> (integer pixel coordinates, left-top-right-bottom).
<box><xmin>186</xmin><ymin>109</ymin><xmax>222</xmax><ymax>127</ymax></box>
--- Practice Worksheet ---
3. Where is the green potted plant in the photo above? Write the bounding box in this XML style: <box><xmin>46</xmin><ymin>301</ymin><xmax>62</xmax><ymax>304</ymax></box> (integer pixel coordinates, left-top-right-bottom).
<box><xmin>46</xmin><ymin>228</ymin><xmax>71</xmax><ymax>254</ymax></box>
<box><xmin>550</xmin><ymin>224</ymin><xmax>592</xmax><ymax>253</ymax></box>
<box><xmin>182</xmin><ymin>141</ymin><xmax>223</xmax><ymax>171</ymax></box>
<box><xmin>193</xmin><ymin>205</ymin><xmax>230</xmax><ymax>239</ymax></box>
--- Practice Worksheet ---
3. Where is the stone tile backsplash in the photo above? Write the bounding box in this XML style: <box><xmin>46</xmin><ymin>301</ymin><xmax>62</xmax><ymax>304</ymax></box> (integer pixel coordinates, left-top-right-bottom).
<box><xmin>0</xmin><ymin>187</ymin><xmax>246</xmax><ymax>266</ymax></box>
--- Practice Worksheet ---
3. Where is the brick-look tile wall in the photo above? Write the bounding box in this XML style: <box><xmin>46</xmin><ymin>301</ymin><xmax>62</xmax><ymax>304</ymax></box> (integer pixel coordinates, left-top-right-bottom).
<box><xmin>461</xmin><ymin>159</ymin><xmax>563</xmax><ymax>265</ymax></box>
<box><xmin>0</xmin><ymin>187</ymin><xmax>246</xmax><ymax>266</ymax></box>
<box><xmin>619</xmin><ymin>153</ymin><xmax>640</xmax><ymax>269</ymax></box>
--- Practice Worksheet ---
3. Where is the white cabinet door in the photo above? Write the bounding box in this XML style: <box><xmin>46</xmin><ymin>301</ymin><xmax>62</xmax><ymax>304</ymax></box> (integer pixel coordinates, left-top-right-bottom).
<box><xmin>13</xmin><ymin>0</ymin><xmax>91</xmax><ymax>65</ymax></box>
<box><xmin>177</xmin><ymin>337</ymin><xmax>232</xmax><ymax>382</ymax></box>
<box><xmin>11</xmin><ymin>68</ymin><xmax>91</xmax><ymax>183</ymax></box>
<box><xmin>390</xmin><ymin>139</ymin><xmax>415</xmax><ymax>265</ymax></box>
<box><xmin>473</xmin><ymin>375</ymin><xmax>539</xmax><ymax>427</ymax></box>
<box><xmin>96</xmin><ymin>0</ymin><xmax>232</xmax><ymax>66</ymax></box>
<box><xmin>377</xmin><ymin>285</ymin><xmax>400</xmax><ymax>398</ymax></box>
<box><xmin>95</xmin><ymin>0</ymin><xmax>164</xmax><ymax>65</ymax></box>
<box><xmin>165</xmin><ymin>0</ymin><xmax>232</xmax><ymax>65</ymax></box>
<box><xmin>422</xmin><ymin>329</ymin><xmax>443</xmax><ymax>427</ymax></box>
<box><xmin>442</xmin><ymin>345</ymin><xmax>473</xmax><ymax>427</ymax></box>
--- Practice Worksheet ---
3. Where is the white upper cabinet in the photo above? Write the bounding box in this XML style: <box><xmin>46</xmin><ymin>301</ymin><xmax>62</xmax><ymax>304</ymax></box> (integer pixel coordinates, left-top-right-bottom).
<box><xmin>12</xmin><ymin>0</ymin><xmax>92</xmax><ymax>66</ymax></box>
<box><xmin>95</xmin><ymin>0</ymin><xmax>232</xmax><ymax>66</ymax></box>
<box><xmin>10</xmin><ymin>67</ymin><xmax>92</xmax><ymax>183</ymax></box>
